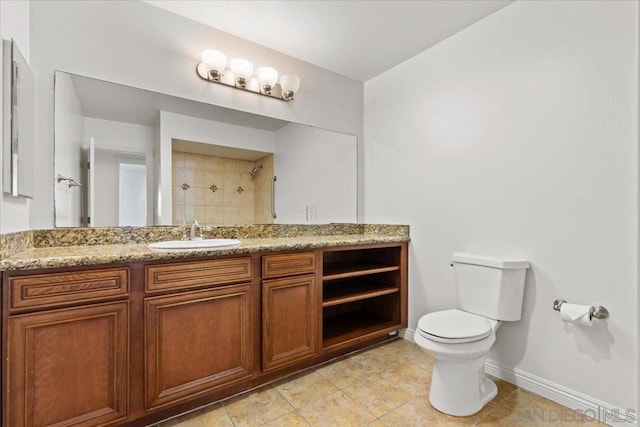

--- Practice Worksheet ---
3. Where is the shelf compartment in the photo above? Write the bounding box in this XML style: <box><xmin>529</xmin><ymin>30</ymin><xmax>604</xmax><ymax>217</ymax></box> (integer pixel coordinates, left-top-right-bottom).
<box><xmin>322</xmin><ymin>294</ymin><xmax>400</xmax><ymax>349</ymax></box>
<box><xmin>322</xmin><ymin>277</ymin><xmax>398</xmax><ymax>307</ymax></box>
<box><xmin>322</xmin><ymin>311</ymin><xmax>398</xmax><ymax>349</ymax></box>
<box><xmin>322</xmin><ymin>261</ymin><xmax>399</xmax><ymax>281</ymax></box>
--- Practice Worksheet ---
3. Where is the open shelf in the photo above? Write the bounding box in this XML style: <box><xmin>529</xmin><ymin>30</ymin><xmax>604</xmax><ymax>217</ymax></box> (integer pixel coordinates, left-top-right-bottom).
<box><xmin>322</xmin><ymin>278</ymin><xmax>398</xmax><ymax>307</ymax></box>
<box><xmin>322</xmin><ymin>261</ymin><xmax>399</xmax><ymax>281</ymax></box>
<box><xmin>322</xmin><ymin>310</ymin><xmax>398</xmax><ymax>349</ymax></box>
<box><xmin>320</xmin><ymin>245</ymin><xmax>405</xmax><ymax>351</ymax></box>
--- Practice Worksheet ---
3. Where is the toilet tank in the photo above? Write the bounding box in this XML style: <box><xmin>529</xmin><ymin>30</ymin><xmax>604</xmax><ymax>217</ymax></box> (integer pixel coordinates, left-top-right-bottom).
<box><xmin>452</xmin><ymin>252</ymin><xmax>529</xmax><ymax>321</ymax></box>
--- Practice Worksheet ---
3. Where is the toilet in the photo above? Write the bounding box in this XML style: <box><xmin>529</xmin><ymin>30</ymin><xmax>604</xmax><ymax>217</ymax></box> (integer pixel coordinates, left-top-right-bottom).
<box><xmin>414</xmin><ymin>252</ymin><xmax>529</xmax><ymax>417</ymax></box>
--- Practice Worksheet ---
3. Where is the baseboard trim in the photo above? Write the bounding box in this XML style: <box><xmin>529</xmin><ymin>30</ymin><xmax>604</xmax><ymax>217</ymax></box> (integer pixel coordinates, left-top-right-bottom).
<box><xmin>485</xmin><ymin>359</ymin><xmax>636</xmax><ymax>427</ymax></box>
<box><xmin>399</xmin><ymin>327</ymin><xmax>415</xmax><ymax>342</ymax></box>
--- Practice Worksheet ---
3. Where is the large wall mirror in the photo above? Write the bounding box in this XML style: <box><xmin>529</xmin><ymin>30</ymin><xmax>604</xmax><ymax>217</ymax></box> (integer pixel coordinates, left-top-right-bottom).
<box><xmin>54</xmin><ymin>71</ymin><xmax>357</xmax><ymax>227</ymax></box>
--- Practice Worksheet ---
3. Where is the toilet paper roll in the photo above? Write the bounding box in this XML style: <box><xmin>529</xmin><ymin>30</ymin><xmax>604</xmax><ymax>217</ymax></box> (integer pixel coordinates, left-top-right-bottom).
<box><xmin>560</xmin><ymin>303</ymin><xmax>593</xmax><ymax>326</ymax></box>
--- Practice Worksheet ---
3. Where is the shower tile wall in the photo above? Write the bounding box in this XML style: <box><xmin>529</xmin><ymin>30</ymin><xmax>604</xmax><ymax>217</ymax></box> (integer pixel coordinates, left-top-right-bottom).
<box><xmin>173</xmin><ymin>152</ymin><xmax>258</xmax><ymax>225</ymax></box>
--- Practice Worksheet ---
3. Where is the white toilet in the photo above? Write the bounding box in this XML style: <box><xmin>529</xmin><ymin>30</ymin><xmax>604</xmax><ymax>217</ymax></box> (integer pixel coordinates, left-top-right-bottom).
<box><xmin>414</xmin><ymin>252</ymin><xmax>529</xmax><ymax>417</ymax></box>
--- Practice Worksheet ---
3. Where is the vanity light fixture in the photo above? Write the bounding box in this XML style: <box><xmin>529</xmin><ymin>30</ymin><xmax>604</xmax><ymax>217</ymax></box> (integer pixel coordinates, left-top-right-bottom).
<box><xmin>196</xmin><ymin>50</ymin><xmax>300</xmax><ymax>101</ymax></box>
<box><xmin>230</xmin><ymin>58</ymin><xmax>253</xmax><ymax>88</ymax></box>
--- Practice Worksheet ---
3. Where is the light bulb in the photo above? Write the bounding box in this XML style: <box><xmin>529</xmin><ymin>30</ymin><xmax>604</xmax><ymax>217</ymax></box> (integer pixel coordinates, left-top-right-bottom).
<box><xmin>201</xmin><ymin>49</ymin><xmax>227</xmax><ymax>80</ymax></box>
<box><xmin>279</xmin><ymin>74</ymin><xmax>300</xmax><ymax>101</ymax></box>
<box><xmin>257</xmin><ymin>67</ymin><xmax>278</xmax><ymax>94</ymax></box>
<box><xmin>230</xmin><ymin>58</ymin><xmax>253</xmax><ymax>87</ymax></box>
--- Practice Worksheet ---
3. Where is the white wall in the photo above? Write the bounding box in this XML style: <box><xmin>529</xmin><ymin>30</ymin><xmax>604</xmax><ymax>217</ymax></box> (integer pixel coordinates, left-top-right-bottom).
<box><xmin>158</xmin><ymin>111</ymin><xmax>276</xmax><ymax>224</ymax></box>
<box><xmin>84</xmin><ymin>117</ymin><xmax>156</xmax><ymax>226</ymax></box>
<box><xmin>29</xmin><ymin>0</ymin><xmax>363</xmax><ymax>229</ymax></box>
<box><xmin>0</xmin><ymin>0</ymin><xmax>30</xmax><ymax>232</ymax></box>
<box><xmin>84</xmin><ymin>117</ymin><xmax>156</xmax><ymax>154</ymax></box>
<box><xmin>53</xmin><ymin>73</ymin><xmax>84</xmax><ymax>227</ymax></box>
<box><xmin>275</xmin><ymin>123</ymin><xmax>357</xmax><ymax>223</ymax></box>
<box><xmin>365</xmin><ymin>0</ymin><xmax>637</xmax><ymax>415</ymax></box>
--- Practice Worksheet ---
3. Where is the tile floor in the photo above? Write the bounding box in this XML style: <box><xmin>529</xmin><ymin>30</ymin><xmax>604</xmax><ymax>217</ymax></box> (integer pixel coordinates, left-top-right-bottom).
<box><xmin>157</xmin><ymin>339</ymin><xmax>607</xmax><ymax>427</ymax></box>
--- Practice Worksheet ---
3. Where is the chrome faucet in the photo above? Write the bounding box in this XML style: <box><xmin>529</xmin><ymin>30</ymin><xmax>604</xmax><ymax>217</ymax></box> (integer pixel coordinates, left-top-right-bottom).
<box><xmin>190</xmin><ymin>220</ymin><xmax>203</xmax><ymax>240</ymax></box>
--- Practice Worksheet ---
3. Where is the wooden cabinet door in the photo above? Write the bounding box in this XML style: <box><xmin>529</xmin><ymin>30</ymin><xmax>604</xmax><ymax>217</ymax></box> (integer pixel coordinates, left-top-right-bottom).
<box><xmin>262</xmin><ymin>275</ymin><xmax>318</xmax><ymax>372</ymax></box>
<box><xmin>145</xmin><ymin>284</ymin><xmax>253</xmax><ymax>410</ymax></box>
<box><xmin>7</xmin><ymin>301</ymin><xmax>129</xmax><ymax>427</ymax></box>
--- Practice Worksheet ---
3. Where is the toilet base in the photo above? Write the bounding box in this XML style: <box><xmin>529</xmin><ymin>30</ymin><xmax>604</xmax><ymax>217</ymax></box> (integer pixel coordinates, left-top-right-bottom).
<box><xmin>428</xmin><ymin>355</ymin><xmax>497</xmax><ymax>417</ymax></box>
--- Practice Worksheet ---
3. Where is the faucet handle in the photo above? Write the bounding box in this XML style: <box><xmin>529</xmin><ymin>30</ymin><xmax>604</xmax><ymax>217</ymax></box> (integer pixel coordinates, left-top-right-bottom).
<box><xmin>171</xmin><ymin>221</ymin><xmax>189</xmax><ymax>240</ymax></box>
<box><xmin>200</xmin><ymin>224</ymin><xmax>212</xmax><ymax>238</ymax></box>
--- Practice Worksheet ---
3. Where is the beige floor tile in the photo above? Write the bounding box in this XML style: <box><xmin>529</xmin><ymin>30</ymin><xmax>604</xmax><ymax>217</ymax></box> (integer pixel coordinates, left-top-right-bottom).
<box><xmin>298</xmin><ymin>390</ymin><xmax>377</xmax><ymax>427</ymax></box>
<box><xmin>159</xmin><ymin>403</ymin><xmax>233</xmax><ymax>427</ymax></box>
<box><xmin>377</xmin><ymin>361</ymin><xmax>431</xmax><ymax>397</ymax></box>
<box><xmin>343</xmin><ymin>374</ymin><xmax>414</xmax><ymax>418</ymax></box>
<box><xmin>368</xmin><ymin>419</ymin><xmax>387</xmax><ymax>427</ymax></box>
<box><xmin>315</xmin><ymin>356</ymin><xmax>372</xmax><ymax>389</ymax></box>
<box><xmin>389</xmin><ymin>339</ymin><xmax>432</xmax><ymax>363</ymax></box>
<box><xmin>223</xmin><ymin>386</ymin><xmax>294</xmax><ymax>427</ymax></box>
<box><xmin>275</xmin><ymin>371</ymin><xmax>339</xmax><ymax>409</ymax></box>
<box><xmin>379</xmin><ymin>395</ymin><xmax>496</xmax><ymax>426</ymax></box>
<box><xmin>490</xmin><ymin>377</ymin><xmax>519</xmax><ymax>405</ymax></box>
<box><xmin>376</xmin><ymin>339</ymin><xmax>435</xmax><ymax>372</ymax></box>
<box><xmin>261</xmin><ymin>411</ymin><xmax>310</xmax><ymax>426</ymax></box>
<box><xmin>348</xmin><ymin>343</ymin><xmax>410</xmax><ymax>372</ymax></box>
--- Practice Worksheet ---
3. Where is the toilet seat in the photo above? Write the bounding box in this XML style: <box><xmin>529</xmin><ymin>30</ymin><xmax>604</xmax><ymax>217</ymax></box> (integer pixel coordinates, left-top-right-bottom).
<box><xmin>418</xmin><ymin>309</ymin><xmax>494</xmax><ymax>344</ymax></box>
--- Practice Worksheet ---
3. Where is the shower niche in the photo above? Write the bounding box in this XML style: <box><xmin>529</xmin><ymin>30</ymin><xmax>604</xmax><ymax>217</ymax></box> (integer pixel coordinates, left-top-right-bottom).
<box><xmin>172</xmin><ymin>143</ymin><xmax>275</xmax><ymax>225</ymax></box>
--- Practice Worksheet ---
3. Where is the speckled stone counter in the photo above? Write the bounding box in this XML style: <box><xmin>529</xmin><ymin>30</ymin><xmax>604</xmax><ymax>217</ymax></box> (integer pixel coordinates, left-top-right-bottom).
<box><xmin>0</xmin><ymin>224</ymin><xmax>409</xmax><ymax>271</ymax></box>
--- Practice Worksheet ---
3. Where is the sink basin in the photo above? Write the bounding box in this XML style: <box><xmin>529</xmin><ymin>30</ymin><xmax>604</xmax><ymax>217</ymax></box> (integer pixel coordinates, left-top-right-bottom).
<box><xmin>148</xmin><ymin>239</ymin><xmax>241</xmax><ymax>250</ymax></box>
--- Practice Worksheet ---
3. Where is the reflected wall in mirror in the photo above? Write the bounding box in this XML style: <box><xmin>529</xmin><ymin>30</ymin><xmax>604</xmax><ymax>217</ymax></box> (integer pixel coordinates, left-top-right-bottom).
<box><xmin>54</xmin><ymin>71</ymin><xmax>357</xmax><ymax>227</ymax></box>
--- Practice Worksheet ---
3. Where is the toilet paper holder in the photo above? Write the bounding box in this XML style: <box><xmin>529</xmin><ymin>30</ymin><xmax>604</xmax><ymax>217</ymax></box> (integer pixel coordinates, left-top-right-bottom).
<box><xmin>552</xmin><ymin>299</ymin><xmax>609</xmax><ymax>320</ymax></box>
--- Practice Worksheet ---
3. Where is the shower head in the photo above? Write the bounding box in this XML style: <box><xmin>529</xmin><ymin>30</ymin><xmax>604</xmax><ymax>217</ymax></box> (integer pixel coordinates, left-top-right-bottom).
<box><xmin>249</xmin><ymin>165</ymin><xmax>263</xmax><ymax>177</ymax></box>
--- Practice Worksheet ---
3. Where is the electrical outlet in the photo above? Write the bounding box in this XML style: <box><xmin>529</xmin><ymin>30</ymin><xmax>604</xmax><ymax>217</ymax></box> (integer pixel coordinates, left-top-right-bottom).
<box><xmin>306</xmin><ymin>205</ymin><xmax>317</xmax><ymax>222</ymax></box>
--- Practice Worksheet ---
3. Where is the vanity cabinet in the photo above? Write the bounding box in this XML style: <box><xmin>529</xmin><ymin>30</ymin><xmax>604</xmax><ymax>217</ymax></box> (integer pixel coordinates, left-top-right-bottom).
<box><xmin>2</xmin><ymin>242</ymin><xmax>407</xmax><ymax>427</ymax></box>
<box><xmin>4</xmin><ymin>270</ymin><xmax>130</xmax><ymax>427</ymax></box>
<box><xmin>262</xmin><ymin>252</ymin><xmax>319</xmax><ymax>372</ymax></box>
<box><xmin>143</xmin><ymin>257</ymin><xmax>255</xmax><ymax>410</ymax></box>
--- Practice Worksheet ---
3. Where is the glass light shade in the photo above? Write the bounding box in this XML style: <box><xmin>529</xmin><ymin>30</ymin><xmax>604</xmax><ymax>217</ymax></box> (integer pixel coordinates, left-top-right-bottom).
<box><xmin>280</xmin><ymin>74</ymin><xmax>301</xmax><ymax>93</ymax></box>
<box><xmin>257</xmin><ymin>67</ymin><xmax>278</xmax><ymax>87</ymax></box>
<box><xmin>230</xmin><ymin>58</ymin><xmax>254</xmax><ymax>80</ymax></box>
<box><xmin>201</xmin><ymin>49</ymin><xmax>227</xmax><ymax>72</ymax></box>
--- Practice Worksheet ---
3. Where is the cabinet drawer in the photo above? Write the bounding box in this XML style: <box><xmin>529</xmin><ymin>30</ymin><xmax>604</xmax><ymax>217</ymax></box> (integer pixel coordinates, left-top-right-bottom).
<box><xmin>146</xmin><ymin>257</ymin><xmax>252</xmax><ymax>293</ymax></box>
<box><xmin>262</xmin><ymin>252</ymin><xmax>316</xmax><ymax>278</ymax></box>
<box><xmin>8</xmin><ymin>268</ymin><xmax>129</xmax><ymax>312</ymax></box>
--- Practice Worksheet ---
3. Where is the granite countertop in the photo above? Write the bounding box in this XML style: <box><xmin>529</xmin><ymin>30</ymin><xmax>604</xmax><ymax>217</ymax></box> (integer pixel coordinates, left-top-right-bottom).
<box><xmin>0</xmin><ymin>233</ymin><xmax>409</xmax><ymax>271</ymax></box>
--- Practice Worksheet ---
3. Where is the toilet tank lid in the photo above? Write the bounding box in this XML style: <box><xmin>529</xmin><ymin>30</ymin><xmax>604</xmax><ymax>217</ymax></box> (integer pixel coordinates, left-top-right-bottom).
<box><xmin>452</xmin><ymin>252</ymin><xmax>529</xmax><ymax>269</ymax></box>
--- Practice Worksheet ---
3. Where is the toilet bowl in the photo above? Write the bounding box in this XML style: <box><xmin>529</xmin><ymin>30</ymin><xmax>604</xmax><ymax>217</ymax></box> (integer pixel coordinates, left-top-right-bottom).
<box><xmin>414</xmin><ymin>252</ymin><xmax>529</xmax><ymax>417</ymax></box>
<box><xmin>414</xmin><ymin>309</ymin><xmax>500</xmax><ymax>416</ymax></box>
